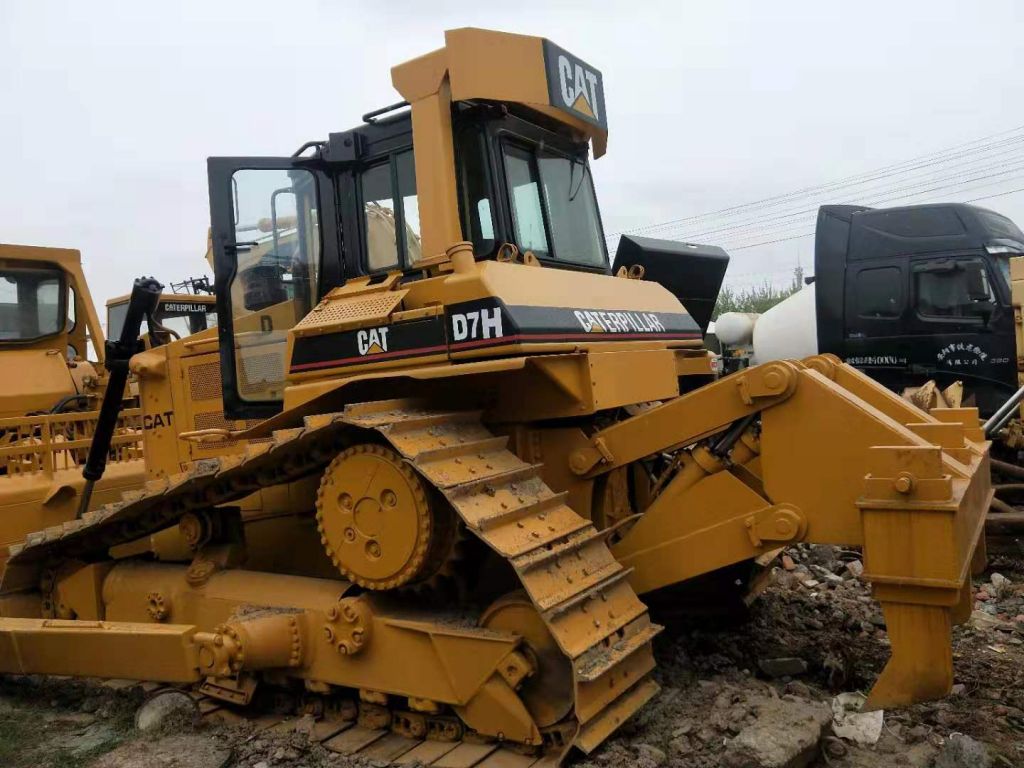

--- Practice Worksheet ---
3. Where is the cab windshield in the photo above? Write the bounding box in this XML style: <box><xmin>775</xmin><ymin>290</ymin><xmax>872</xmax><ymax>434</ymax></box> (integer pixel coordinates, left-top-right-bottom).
<box><xmin>502</xmin><ymin>142</ymin><xmax>607</xmax><ymax>268</ymax></box>
<box><xmin>0</xmin><ymin>267</ymin><xmax>63</xmax><ymax>342</ymax></box>
<box><xmin>107</xmin><ymin>299</ymin><xmax>217</xmax><ymax>340</ymax></box>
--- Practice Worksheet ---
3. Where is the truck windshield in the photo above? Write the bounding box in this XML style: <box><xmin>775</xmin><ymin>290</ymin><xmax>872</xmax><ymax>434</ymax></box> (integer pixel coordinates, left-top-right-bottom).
<box><xmin>0</xmin><ymin>267</ymin><xmax>63</xmax><ymax>342</ymax></box>
<box><xmin>503</xmin><ymin>142</ymin><xmax>607</xmax><ymax>267</ymax></box>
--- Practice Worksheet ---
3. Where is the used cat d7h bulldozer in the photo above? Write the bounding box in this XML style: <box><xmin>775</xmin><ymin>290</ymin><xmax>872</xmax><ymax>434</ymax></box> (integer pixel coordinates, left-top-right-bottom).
<box><xmin>0</xmin><ymin>28</ymin><xmax>992</xmax><ymax>765</ymax></box>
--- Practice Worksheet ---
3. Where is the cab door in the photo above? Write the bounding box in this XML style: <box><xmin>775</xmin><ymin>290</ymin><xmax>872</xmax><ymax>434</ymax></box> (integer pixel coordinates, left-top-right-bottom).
<box><xmin>207</xmin><ymin>157</ymin><xmax>339</xmax><ymax>419</ymax></box>
<box><xmin>841</xmin><ymin>258</ymin><xmax>911</xmax><ymax>393</ymax></box>
<box><xmin>904</xmin><ymin>254</ymin><xmax>1016</xmax><ymax>413</ymax></box>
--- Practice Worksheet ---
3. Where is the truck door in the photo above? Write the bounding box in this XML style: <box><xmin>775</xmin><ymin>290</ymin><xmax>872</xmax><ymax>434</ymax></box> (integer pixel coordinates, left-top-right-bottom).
<box><xmin>904</xmin><ymin>255</ymin><xmax>1015</xmax><ymax>413</ymax></box>
<box><xmin>841</xmin><ymin>258</ymin><xmax>911</xmax><ymax>394</ymax></box>
<box><xmin>207</xmin><ymin>157</ymin><xmax>340</xmax><ymax>419</ymax></box>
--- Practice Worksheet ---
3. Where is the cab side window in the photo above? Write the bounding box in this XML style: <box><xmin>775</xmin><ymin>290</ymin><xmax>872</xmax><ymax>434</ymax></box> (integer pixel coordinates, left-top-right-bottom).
<box><xmin>915</xmin><ymin>259</ymin><xmax>994</xmax><ymax>320</ymax></box>
<box><xmin>362</xmin><ymin>163</ymin><xmax>398</xmax><ymax>271</ymax></box>
<box><xmin>360</xmin><ymin>150</ymin><xmax>420</xmax><ymax>272</ymax></box>
<box><xmin>854</xmin><ymin>266</ymin><xmax>903</xmax><ymax>318</ymax></box>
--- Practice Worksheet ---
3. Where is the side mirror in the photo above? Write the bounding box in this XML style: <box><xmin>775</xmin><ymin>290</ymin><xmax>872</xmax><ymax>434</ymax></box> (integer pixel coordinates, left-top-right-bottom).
<box><xmin>973</xmin><ymin>298</ymin><xmax>996</xmax><ymax>325</ymax></box>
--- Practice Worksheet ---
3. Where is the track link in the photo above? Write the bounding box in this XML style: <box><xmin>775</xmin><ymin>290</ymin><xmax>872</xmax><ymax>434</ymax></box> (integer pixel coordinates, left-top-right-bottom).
<box><xmin>2</xmin><ymin>399</ymin><xmax>660</xmax><ymax>755</ymax></box>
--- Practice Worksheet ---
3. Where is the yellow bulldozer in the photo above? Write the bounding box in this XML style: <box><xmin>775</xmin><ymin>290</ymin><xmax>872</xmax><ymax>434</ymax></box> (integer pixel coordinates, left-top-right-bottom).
<box><xmin>106</xmin><ymin>283</ymin><xmax>217</xmax><ymax>345</ymax></box>
<box><xmin>0</xmin><ymin>245</ymin><xmax>218</xmax><ymax>571</ymax></box>
<box><xmin>0</xmin><ymin>28</ymin><xmax>993</xmax><ymax>765</ymax></box>
<box><xmin>0</xmin><ymin>244</ymin><xmax>147</xmax><ymax>568</ymax></box>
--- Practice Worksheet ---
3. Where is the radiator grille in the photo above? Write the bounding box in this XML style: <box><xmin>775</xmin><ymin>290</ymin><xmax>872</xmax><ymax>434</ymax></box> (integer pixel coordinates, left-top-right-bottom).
<box><xmin>238</xmin><ymin>352</ymin><xmax>285</xmax><ymax>396</ymax></box>
<box><xmin>188</xmin><ymin>362</ymin><xmax>222</xmax><ymax>401</ymax></box>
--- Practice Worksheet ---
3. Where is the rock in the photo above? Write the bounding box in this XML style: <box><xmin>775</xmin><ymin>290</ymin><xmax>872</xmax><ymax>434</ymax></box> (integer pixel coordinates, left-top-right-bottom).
<box><xmin>845</xmin><ymin>560</ymin><xmax>864</xmax><ymax>579</ymax></box>
<box><xmin>669</xmin><ymin>735</ymin><xmax>692</xmax><ymax>755</ymax></box>
<box><xmin>80</xmin><ymin>696</ymin><xmax>101</xmax><ymax>714</ymax></box>
<box><xmin>990</xmin><ymin>572</ymin><xmax>1010</xmax><ymax>596</ymax></box>
<box><xmin>950</xmin><ymin>683</ymin><xmax>967</xmax><ymax>696</ymax></box>
<box><xmin>52</xmin><ymin>712</ymin><xmax>98</xmax><ymax>728</ymax></box>
<box><xmin>254</xmin><ymin>762</ymin><xmax>270</xmax><ymax>768</ymax></box>
<box><xmin>803</xmin><ymin>544</ymin><xmax>839</xmax><ymax>570</ymax></box>
<box><xmin>831</xmin><ymin>692</ymin><xmax>883</xmax><ymax>746</ymax></box>
<box><xmin>714</xmin><ymin>691</ymin><xmax>735</xmax><ymax>709</ymax></box>
<box><xmin>135</xmin><ymin>690</ymin><xmax>199</xmax><ymax>734</ymax></box>
<box><xmin>905</xmin><ymin>724</ymin><xmax>929</xmax><ymax>744</ymax></box>
<box><xmin>671</xmin><ymin>719</ymin><xmax>694</xmax><ymax>737</ymax></box>
<box><xmin>784</xmin><ymin>681</ymin><xmax>811</xmax><ymax>698</ymax></box>
<box><xmin>823</xmin><ymin>736</ymin><xmax>847</xmax><ymax>758</ymax></box>
<box><xmin>635</xmin><ymin>743</ymin><xmax>667</xmax><ymax>766</ymax></box>
<box><xmin>933</xmin><ymin>733</ymin><xmax>991</xmax><ymax>768</ymax></box>
<box><xmin>758</xmin><ymin>657</ymin><xmax>808</xmax><ymax>678</ymax></box>
<box><xmin>65</xmin><ymin>723</ymin><xmax>120</xmax><ymax>757</ymax></box>
<box><xmin>781</xmin><ymin>554</ymin><xmax>796</xmax><ymax>571</ymax></box>
<box><xmin>801</xmin><ymin>579</ymin><xmax>820</xmax><ymax>589</ymax></box>
<box><xmin>722</xmin><ymin>699</ymin><xmax>830</xmax><ymax>768</ymax></box>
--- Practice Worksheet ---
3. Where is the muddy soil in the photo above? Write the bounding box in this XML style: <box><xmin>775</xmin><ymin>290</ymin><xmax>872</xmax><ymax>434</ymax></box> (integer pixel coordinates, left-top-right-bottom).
<box><xmin>1</xmin><ymin>544</ymin><xmax>1021</xmax><ymax>768</ymax></box>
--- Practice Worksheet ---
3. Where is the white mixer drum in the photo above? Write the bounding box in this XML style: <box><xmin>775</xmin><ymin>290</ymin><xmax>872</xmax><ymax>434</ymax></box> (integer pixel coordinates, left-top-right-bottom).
<box><xmin>714</xmin><ymin>312</ymin><xmax>759</xmax><ymax>347</ymax></box>
<box><xmin>752</xmin><ymin>283</ymin><xmax>818</xmax><ymax>363</ymax></box>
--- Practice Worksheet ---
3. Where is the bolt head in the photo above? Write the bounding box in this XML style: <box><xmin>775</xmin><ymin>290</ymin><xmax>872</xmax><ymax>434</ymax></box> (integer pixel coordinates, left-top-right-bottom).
<box><xmin>893</xmin><ymin>474</ymin><xmax>915</xmax><ymax>494</ymax></box>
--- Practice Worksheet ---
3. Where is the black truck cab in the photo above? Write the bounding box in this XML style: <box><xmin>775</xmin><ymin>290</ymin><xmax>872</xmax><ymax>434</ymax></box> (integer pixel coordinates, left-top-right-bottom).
<box><xmin>815</xmin><ymin>203</ymin><xmax>1024</xmax><ymax>415</ymax></box>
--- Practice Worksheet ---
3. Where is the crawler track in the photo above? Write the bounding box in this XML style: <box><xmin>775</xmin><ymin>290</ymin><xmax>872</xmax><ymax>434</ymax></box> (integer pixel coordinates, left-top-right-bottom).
<box><xmin>3</xmin><ymin>400</ymin><xmax>659</xmax><ymax>757</ymax></box>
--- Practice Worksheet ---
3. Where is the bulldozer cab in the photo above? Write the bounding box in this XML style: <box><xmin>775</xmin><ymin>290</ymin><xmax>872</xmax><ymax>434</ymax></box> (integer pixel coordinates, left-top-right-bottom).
<box><xmin>0</xmin><ymin>244</ymin><xmax>104</xmax><ymax>365</ymax></box>
<box><xmin>0</xmin><ymin>244</ymin><xmax>107</xmax><ymax>418</ymax></box>
<box><xmin>106</xmin><ymin>292</ymin><xmax>217</xmax><ymax>342</ymax></box>
<box><xmin>208</xmin><ymin>29</ymin><xmax>611</xmax><ymax>418</ymax></box>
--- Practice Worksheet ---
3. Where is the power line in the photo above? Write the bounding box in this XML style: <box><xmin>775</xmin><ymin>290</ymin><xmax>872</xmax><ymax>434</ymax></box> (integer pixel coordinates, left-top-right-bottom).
<box><xmin>655</xmin><ymin>149</ymin><xmax>1024</xmax><ymax>244</ymax></box>
<box><xmin>714</xmin><ymin>172</ymin><xmax>1024</xmax><ymax>251</ymax></box>
<box><xmin>608</xmin><ymin>123</ymin><xmax>1024</xmax><ymax>240</ymax></box>
<box><xmin>718</xmin><ymin>183</ymin><xmax>1024</xmax><ymax>256</ymax></box>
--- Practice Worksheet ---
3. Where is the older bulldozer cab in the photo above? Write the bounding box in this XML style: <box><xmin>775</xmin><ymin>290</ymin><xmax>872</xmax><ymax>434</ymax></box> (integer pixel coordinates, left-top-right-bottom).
<box><xmin>208</xmin><ymin>29</ymin><xmax>613</xmax><ymax>418</ymax></box>
<box><xmin>0</xmin><ymin>244</ymin><xmax>107</xmax><ymax>417</ymax></box>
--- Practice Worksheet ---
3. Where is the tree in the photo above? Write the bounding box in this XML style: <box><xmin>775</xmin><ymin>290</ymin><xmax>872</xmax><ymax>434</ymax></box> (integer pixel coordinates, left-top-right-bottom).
<box><xmin>711</xmin><ymin>266</ymin><xmax>805</xmax><ymax>320</ymax></box>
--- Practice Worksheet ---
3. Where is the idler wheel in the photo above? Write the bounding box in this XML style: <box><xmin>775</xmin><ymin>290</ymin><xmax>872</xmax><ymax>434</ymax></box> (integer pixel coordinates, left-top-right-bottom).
<box><xmin>482</xmin><ymin>592</ymin><xmax>574</xmax><ymax>728</ymax></box>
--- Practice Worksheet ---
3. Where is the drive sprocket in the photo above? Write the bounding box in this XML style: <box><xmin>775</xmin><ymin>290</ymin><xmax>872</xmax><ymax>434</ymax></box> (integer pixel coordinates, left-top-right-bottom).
<box><xmin>315</xmin><ymin>443</ymin><xmax>453</xmax><ymax>590</ymax></box>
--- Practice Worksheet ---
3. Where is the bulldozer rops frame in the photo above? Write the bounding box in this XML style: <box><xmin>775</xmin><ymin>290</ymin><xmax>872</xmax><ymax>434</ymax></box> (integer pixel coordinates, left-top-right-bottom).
<box><xmin>0</xmin><ymin>27</ymin><xmax>993</xmax><ymax>765</ymax></box>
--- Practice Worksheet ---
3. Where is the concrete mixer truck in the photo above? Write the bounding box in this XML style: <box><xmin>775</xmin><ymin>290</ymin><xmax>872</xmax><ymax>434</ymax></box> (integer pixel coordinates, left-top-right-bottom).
<box><xmin>718</xmin><ymin>203</ymin><xmax>1024</xmax><ymax>437</ymax></box>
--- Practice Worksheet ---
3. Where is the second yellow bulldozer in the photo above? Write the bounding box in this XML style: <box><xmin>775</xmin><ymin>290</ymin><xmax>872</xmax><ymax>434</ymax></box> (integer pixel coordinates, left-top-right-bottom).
<box><xmin>0</xmin><ymin>28</ymin><xmax>992</xmax><ymax>765</ymax></box>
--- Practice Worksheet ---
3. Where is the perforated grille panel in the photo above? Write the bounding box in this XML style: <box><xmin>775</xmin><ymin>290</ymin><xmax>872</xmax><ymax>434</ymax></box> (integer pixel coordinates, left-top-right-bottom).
<box><xmin>238</xmin><ymin>352</ymin><xmax>285</xmax><ymax>395</ymax></box>
<box><xmin>188</xmin><ymin>362</ymin><xmax>222</xmax><ymax>401</ymax></box>
<box><xmin>193</xmin><ymin>410</ymin><xmax>232</xmax><ymax>432</ymax></box>
<box><xmin>293</xmin><ymin>290</ymin><xmax>406</xmax><ymax>333</ymax></box>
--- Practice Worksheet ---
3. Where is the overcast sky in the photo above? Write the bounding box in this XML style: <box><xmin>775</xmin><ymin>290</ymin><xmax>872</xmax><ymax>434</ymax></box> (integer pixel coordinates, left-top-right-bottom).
<box><xmin>3</xmin><ymin>0</ymin><xmax>1024</xmax><ymax>307</ymax></box>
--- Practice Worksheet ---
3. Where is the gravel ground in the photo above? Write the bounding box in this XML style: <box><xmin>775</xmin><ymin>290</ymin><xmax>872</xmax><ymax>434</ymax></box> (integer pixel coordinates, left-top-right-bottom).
<box><xmin>1</xmin><ymin>544</ymin><xmax>1021</xmax><ymax>768</ymax></box>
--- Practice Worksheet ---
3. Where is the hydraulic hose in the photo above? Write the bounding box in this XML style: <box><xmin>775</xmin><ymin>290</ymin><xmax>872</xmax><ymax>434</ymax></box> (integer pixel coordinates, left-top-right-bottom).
<box><xmin>77</xmin><ymin>277</ymin><xmax>163</xmax><ymax>518</ymax></box>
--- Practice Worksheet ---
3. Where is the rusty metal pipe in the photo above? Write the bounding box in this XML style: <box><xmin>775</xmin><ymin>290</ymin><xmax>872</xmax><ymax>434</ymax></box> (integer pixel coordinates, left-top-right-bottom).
<box><xmin>992</xmin><ymin>457</ymin><xmax>1024</xmax><ymax>481</ymax></box>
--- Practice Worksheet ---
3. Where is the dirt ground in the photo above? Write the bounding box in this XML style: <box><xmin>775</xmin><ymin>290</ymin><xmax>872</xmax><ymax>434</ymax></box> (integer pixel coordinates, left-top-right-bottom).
<box><xmin>1</xmin><ymin>543</ymin><xmax>1021</xmax><ymax>768</ymax></box>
